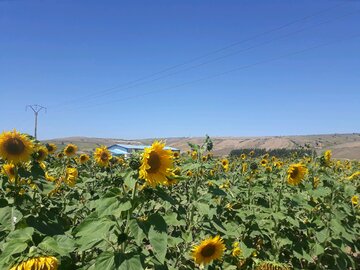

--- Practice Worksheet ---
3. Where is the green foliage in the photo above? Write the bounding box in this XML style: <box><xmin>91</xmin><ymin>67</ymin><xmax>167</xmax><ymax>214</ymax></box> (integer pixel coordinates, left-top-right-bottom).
<box><xmin>0</xmin><ymin>138</ymin><xmax>359</xmax><ymax>270</ymax></box>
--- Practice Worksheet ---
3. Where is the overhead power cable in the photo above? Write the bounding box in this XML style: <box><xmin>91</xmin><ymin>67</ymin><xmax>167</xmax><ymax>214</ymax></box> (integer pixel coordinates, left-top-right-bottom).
<box><xmin>52</xmin><ymin>9</ymin><xmax>360</xmax><ymax>112</ymax></box>
<box><xmin>56</xmin><ymin>33</ymin><xmax>360</xmax><ymax>113</ymax></box>
<box><xmin>49</xmin><ymin>2</ymin><xmax>348</xmax><ymax>109</ymax></box>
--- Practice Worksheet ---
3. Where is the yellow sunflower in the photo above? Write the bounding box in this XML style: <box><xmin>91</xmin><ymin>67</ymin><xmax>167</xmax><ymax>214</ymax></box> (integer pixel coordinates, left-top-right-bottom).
<box><xmin>351</xmin><ymin>195</ymin><xmax>358</xmax><ymax>206</ymax></box>
<box><xmin>348</xmin><ymin>171</ymin><xmax>360</xmax><ymax>180</ymax></box>
<box><xmin>173</xmin><ymin>152</ymin><xmax>180</xmax><ymax>159</ymax></box>
<box><xmin>231</xmin><ymin>241</ymin><xmax>242</xmax><ymax>257</ymax></box>
<box><xmin>63</xmin><ymin>144</ymin><xmax>78</xmax><ymax>157</ymax></box>
<box><xmin>94</xmin><ymin>146</ymin><xmax>112</xmax><ymax>167</ymax></box>
<box><xmin>2</xmin><ymin>163</ymin><xmax>16</xmax><ymax>182</ymax></box>
<box><xmin>260</xmin><ymin>159</ymin><xmax>268</xmax><ymax>166</ymax></box>
<box><xmin>0</xmin><ymin>129</ymin><xmax>34</xmax><ymax>164</ymax></box>
<box><xmin>192</xmin><ymin>235</ymin><xmax>226</xmax><ymax>266</ymax></box>
<box><xmin>139</xmin><ymin>141</ymin><xmax>174</xmax><ymax>187</ymax></box>
<box><xmin>35</xmin><ymin>146</ymin><xmax>48</xmax><ymax>162</ymax></box>
<box><xmin>10</xmin><ymin>256</ymin><xmax>58</xmax><ymax>270</ymax></box>
<box><xmin>45</xmin><ymin>143</ymin><xmax>57</xmax><ymax>154</ymax></box>
<box><xmin>287</xmin><ymin>163</ymin><xmax>308</xmax><ymax>186</ymax></box>
<box><xmin>78</xmin><ymin>154</ymin><xmax>90</xmax><ymax>164</ymax></box>
<box><xmin>65</xmin><ymin>167</ymin><xmax>78</xmax><ymax>187</ymax></box>
<box><xmin>241</xmin><ymin>154</ymin><xmax>246</xmax><ymax>160</ymax></box>
<box><xmin>324</xmin><ymin>150</ymin><xmax>332</xmax><ymax>164</ymax></box>
<box><xmin>191</xmin><ymin>151</ymin><xmax>198</xmax><ymax>160</ymax></box>
<box><xmin>57</xmin><ymin>152</ymin><xmax>64</xmax><ymax>159</ymax></box>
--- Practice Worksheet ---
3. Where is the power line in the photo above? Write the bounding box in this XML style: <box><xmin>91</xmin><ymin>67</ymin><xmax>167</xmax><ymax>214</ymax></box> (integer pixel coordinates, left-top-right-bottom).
<box><xmin>26</xmin><ymin>104</ymin><xmax>47</xmax><ymax>139</ymax></box>
<box><xmin>50</xmin><ymin>2</ymin><xmax>348</xmax><ymax>109</ymax></box>
<box><xmin>57</xmin><ymin>33</ymin><xmax>360</xmax><ymax>113</ymax></box>
<box><xmin>52</xmin><ymin>9</ymin><xmax>359</xmax><ymax>112</ymax></box>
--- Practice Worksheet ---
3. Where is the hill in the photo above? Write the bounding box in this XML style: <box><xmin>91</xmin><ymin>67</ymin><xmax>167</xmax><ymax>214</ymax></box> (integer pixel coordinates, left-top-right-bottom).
<box><xmin>43</xmin><ymin>133</ymin><xmax>360</xmax><ymax>159</ymax></box>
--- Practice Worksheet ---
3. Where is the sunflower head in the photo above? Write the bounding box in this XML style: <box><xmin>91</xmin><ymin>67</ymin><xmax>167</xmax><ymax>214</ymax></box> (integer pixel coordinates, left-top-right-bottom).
<box><xmin>10</xmin><ymin>256</ymin><xmax>58</xmax><ymax>270</ymax></box>
<box><xmin>173</xmin><ymin>152</ymin><xmax>180</xmax><ymax>159</ymax></box>
<box><xmin>139</xmin><ymin>141</ymin><xmax>174</xmax><ymax>187</ymax></box>
<box><xmin>79</xmin><ymin>154</ymin><xmax>90</xmax><ymax>164</ymax></box>
<box><xmin>287</xmin><ymin>163</ymin><xmax>308</xmax><ymax>186</ymax></box>
<box><xmin>94</xmin><ymin>146</ymin><xmax>112</xmax><ymax>167</ymax></box>
<box><xmin>324</xmin><ymin>150</ymin><xmax>332</xmax><ymax>163</ymax></box>
<box><xmin>0</xmin><ymin>129</ymin><xmax>34</xmax><ymax>164</ymax></box>
<box><xmin>35</xmin><ymin>146</ymin><xmax>48</xmax><ymax>162</ymax></box>
<box><xmin>260</xmin><ymin>159</ymin><xmax>268</xmax><ymax>166</ymax></box>
<box><xmin>351</xmin><ymin>195</ymin><xmax>359</xmax><ymax>206</ymax></box>
<box><xmin>192</xmin><ymin>235</ymin><xmax>226</xmax><ymax>266</ymax></box>
<box><xmin>231</xmin><ymin>241</ymin><xmax>242</xmax><ymax>257</ymax></box>
<box><xmin>2</xmin><ymin>163</ymin><xmax>16</xmax><ymax>182</ymax></box>
<box><xmin>45</xmin><ymin>143</ymin><xmax>57</xmax><ymax>154</ymax></box>
<box><xmin>240</xmin><ymin>154</ymin><xmax>246</xmax><ymax>160</ymax></box>
<box><xmin>65</xmin><ymin>167</ymin><xmax>78</xmax><ymax>187</ymax></box>
<box><xmin>64</xmin><ymin>144</ymin><xmax>78</xmax><ymax>157</ymax></box>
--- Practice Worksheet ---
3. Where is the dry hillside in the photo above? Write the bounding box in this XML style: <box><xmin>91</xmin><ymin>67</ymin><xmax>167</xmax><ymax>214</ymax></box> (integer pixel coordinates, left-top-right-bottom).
<box><xmin>43</xmin><ymin>133</ymin><xmax>360</xmax><ymax>159</ymax></box>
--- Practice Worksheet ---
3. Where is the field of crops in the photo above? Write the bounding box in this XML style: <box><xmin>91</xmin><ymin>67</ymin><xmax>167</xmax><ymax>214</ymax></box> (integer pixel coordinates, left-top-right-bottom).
<box><xmin>0</xmin><ymin>130</ymin><xmax>359</xmax><ymax>270</ymax></box>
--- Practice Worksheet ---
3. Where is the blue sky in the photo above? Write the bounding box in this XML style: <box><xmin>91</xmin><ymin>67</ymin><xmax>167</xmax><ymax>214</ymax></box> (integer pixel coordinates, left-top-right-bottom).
<box><xmin>1</xmin><ymin>0</ymin><xmax>359</xmax><ymax>140</ymax></box>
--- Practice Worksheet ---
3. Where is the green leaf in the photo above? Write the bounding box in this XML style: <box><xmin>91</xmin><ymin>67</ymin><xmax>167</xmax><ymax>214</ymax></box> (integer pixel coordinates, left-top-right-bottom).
<box><xmin>38</xmin><ymin>235</ymin><xmax>75</xmax><ymax>256</ymax></box>
<box><xmin>94</xmin><ymin>251</ymin><xmax>116</xmax><ymax>270</ymax></box>
<box><xmin>118</xmin><ymin>255</ymin><xmax>143</xmax><ymax>270</ymax></box>
<box><xmin>7</xmin><ymin>227</ymin><xmax>34</xmax><ymax>243</ymax></box>
<box><xmin>240</xmin><ymin>242</ymin><xmax>254</xmax><ymax>258</ymax></box>
<box><xmin>148</xmin><ymin>226</ymin><xmax>167</xmax><ymax>264</ymax></box>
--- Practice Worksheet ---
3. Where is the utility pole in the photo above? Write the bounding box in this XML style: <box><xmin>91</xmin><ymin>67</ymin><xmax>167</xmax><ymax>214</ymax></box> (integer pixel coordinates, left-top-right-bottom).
<box><xmin>26</xmin><ymin>104</ymin><xmax>47</xmax><ymax>139</ymax></box>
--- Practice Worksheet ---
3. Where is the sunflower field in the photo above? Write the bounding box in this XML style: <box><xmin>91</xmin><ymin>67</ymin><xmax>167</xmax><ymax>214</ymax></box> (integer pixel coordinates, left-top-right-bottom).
<box><xmin>0</xmin><ymin>129</ymin><xmax>359</xmax><ymax>270</ymax></box>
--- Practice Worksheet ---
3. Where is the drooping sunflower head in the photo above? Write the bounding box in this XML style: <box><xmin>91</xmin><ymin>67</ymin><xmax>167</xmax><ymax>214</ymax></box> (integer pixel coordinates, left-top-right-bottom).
<box><xmin>65</xmin><ymin>167</ymin><xmax>78</xmax><ymax>187</ymax></box>
<box><xmin>192</xmin><ymin>235</ymin><xmax>226</xmax><ymax>266</ymax></box>
<box><xmin>64</xmin><ymin>144</ymin><xmax>78</xmax><ymax>157</ymax></box>
<box><xmin>45</xmin><ymin>143</ymin><xmax>57</xmax><ymax>154</ymax></box>
<box><xmin>2</xmin><ymin>163</ymin><xmax>16</xmax><ymax>181</ymax></box>
<box><xmin>94</xmin><ymin>146</ymin><xmax>112</xmax><ymax>167</ymax></box>
<box><xmin>10</xmin><ymin>256</ymin><xmax>59</xmax><ymax>270</ymax></box>
<box><xmin>79</xmin><ymin>154</ymin><xmax>90</xmax><ymax>164</ymax></box>
<box><xmin>287</xmin><ymin>163</ymin><xmax>308</xmax><ymax>186</ymax></box>
<box><xmin>139</xmin><ymin>141</ymin><xmax>174</xmax><ymax>187</ymax></box>
<box><xmin>35</xmin><ymin>146</ymin><xmax>48</xmax><ymax>162</ymax></box>
<box><xmin>0</xmin><ymin>129</ymin><xmax>34</xmax><ymax>164</ymax></box>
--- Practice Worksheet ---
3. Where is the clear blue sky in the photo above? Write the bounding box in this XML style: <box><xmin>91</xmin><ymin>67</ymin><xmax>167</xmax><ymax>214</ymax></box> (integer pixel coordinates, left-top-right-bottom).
<box><xmin>1</xmin><ymin>0</ymin><xmax>359</xmax><ymax>140</ymax></box>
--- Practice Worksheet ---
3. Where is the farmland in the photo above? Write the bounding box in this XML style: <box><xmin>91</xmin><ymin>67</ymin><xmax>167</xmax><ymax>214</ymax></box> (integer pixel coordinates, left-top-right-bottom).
<box><xmin>0</xmin><ymin>130</ymin><xmax>359</xmax><ymax>269</ymax></box>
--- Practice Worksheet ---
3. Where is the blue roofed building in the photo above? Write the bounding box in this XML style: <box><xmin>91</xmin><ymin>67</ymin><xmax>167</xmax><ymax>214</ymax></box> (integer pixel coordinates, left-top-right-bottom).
<box><xmin>107</xmin><ymin>144</ymin><xmax>180</xmax><ymax>158</ymax></box>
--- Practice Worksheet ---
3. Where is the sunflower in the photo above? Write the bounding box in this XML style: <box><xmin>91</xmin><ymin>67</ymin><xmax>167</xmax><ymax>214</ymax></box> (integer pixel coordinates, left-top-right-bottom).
<box><xmin>231</xmin><ymin>241</ymin><xmax>242</xmax><ymax>257</ymax></box>
<box><xmin>35</xmin><ymin>146</ymin><xmax>48</xmax><ymax>162</ymax></box>
<box><xmin>242</xmin><ymin>163</ymin><xmax>248</xmax><ymax>173</ymax></box>
<box><xmin>191</xmin><ymin>151</ymin><xmax>198</xmax><ymax>160</ymax></box>
<box><xmin>139</xmin><ymin>141</ymin><xmax>174</xmax><ymax>187</ymax></box>
<box><xmin>348</xmin><ymin>171</ymin><xmax>360</xmax><ymax>180</ymax></box>
<box><xmin>192</xmin><ymin>235</ymin><xmax>226</xmax><ymax>266</ymax></box>
<box><xmin>202</xmin><ymin>155</ymin><xmax>207</xmax><ymax>162</ymax></box>
<box><xmin>260</xmin><ymin>159</ymin><xmax>268</xmax><ymax>166</ymax></box>
<box><xmin>287</xmin><ymin>163</ymin><xmax>308</xmax><ymax>186</ymax></box>
<box><xmin>10</xmin><ymin>256</ymin><xmax>58</xmax><ymax>270</ymax></box>
<box><xmin>186</xmin><ymin>170</ymin><xmax>193</xmax><ymax>177</ymax></box>
<box><xmin>78</xmin><ymin>154</ymin><xmax>90</xmax><ymax>164</ymax></box>
<box><xmin>2</xmin><ymin>163</ymin><xmax>16</xmax><ymax>182</ymax></box>
<box><xmin>63</xmin><ymin>144</ymin><xmax>78</xmax><ymax>157</ymax></box>
<box><xmin>94</xmin><ymin>146</ymin><xmax>112</xmax><ymax>167</ymax></box>
<box><xmin>351</xmin><ymin>195</ymin><xmax>358</xmax><ymax>206</ymax></box>
<box><xmin>241</xmin><ymin>154</ymin><xmax>246</xmax><ymax>160</ymax></box>
<box><xmin>57</xmin><ymin>152</ymin><xmax>64</xmax><ymax>159</ymax></box>
<box><xmin>45</xmin><ymin>172</ymin><xmax>56</xmax><ymax>182</ymax></box>
<box><xmin>324</xmin><ymin>150</ymin><xmax>332</xmax><ymax>164</ymax></box>
<box><xmin>0</xmin><ymin>129</ymin><xmax>34</xmax><ymax>164</ymax></box>
<box><xmin>173</xmin><ymin>152</ymin><xmax>180</xmax><ymax>159</ymax></box>
<box><xmin>45</xmin><ymin>143</ymin><xmax>57</xmax><ymax>154</ymax></box>
<box><xmin>65</xmin><ymin>167</ymin><xmax>78</xmax><ymax>187</ymax></box>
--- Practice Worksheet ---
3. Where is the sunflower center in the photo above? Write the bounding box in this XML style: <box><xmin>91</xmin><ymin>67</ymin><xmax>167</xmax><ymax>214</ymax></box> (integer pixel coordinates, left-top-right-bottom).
<box><xmin>101</xmin><ymin>152</ymin><xmax>109</xmax><ymax>161</ymax></box>
<box><xmin>66</xmin><ymin>147</ymin><xmax>74</xmax><ymax>154</ymax></box>
<box><xmin>9</xmin><ymin>167</ymin><xmax>15</xmax><ymax>175</ymax></box>
<box><xmin>200</xmin><ymin>244</ymin><xmax>216</xmax><ymax>258</ymax></box>
<box><xmin>290</xmin><ymin>167</ymin><xmax>299</xmax><ymax>179</ymax></box>
<box><xmin>147</xmin><ymin>152</ymin><xmax>161</xmax><ymax>173</ymax></box>
<box><xmin>4</xmin><ymin>138</ymin><xmax>25</xmax><ymax>155</ymax></box>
